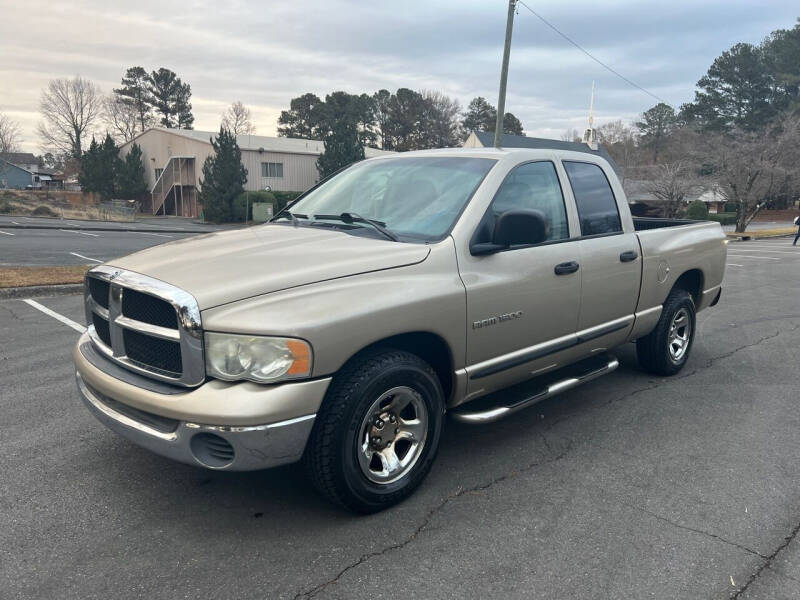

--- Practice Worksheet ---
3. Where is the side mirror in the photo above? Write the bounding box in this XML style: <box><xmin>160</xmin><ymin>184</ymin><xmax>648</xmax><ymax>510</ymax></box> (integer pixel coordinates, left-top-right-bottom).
<box><xmin>470</xmin><ymin>209</ymin><xmax>548</xmax><ymax>255</ymax></box>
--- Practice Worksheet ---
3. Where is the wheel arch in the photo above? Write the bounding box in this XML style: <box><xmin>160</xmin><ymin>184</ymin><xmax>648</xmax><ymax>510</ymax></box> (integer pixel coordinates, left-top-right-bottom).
<box><xmin>337</xmin><ymin>331</ymin><xmax>455</xmax><ymax>402</ymax></box>
<box><xmin>671</xmin><ymin>268</ymin><xmax>704</xmax><ymax>306</ymax></box>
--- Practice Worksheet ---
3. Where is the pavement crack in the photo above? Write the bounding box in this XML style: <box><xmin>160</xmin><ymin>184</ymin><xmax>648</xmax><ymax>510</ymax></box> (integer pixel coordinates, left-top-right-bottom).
<box><xmin>292</xmin><ymin>440</ymin><xmax>573</xmax><ymax>599</ymax></box>
<box><xmin>621</xmin><ymin>502</ymin><xmax>767</xmax><ymax>559</ymax></box>
<box><xmin>730</xmin><ymin>520</ymin><xmax>800</xmax><ymax>599</ymax></box>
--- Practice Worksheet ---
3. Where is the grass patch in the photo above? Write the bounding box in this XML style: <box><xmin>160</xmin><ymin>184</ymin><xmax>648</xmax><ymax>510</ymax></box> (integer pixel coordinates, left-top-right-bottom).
<box><xmin>0</xmin><ymin>265</ymin><xmax>89</xmax><ymax>288</ymax></box>
<box><xmin>726</xmin><ymin>226</ymin><xmax>796</xmax><ymax>239</ymax></box>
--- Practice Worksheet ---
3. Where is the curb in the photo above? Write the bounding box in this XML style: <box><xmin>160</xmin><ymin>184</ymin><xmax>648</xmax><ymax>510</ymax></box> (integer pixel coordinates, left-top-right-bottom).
<box><xmin>728</xmin><ymin>233</ymin><xmax>795</xmax><ymax>242</ymax></box>
<box><xmin>0</xmin><ymin>283</ymin><xmax>83</xmax><ymax>300</ymax></box>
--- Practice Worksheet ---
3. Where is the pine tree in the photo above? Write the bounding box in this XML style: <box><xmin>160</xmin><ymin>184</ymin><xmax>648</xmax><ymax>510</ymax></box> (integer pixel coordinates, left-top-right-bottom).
<box><xmin>200</xmin><ymin>128</ymin><xmax>247</xmax><ymax>223</ymax></box>
<box><xmin>115</xmin><ymin>143</ymin><xmax>148</xmax><ymax>200</ymax></box>
<box><xmin>79</xmin><ymin>134</ymin><xmax>117</xmax><ymax>200</ymax></box>
<box><xmin>114</xmin><ymin>66</ymin><xmax>153</xmax><ymax>131</ymax></box>
<box><xmin>317</xmin><ymin>121</ymin><xmax>365</xmax><ymax>178</ymax></box>
<box><xmin>148</xmin><ymin>68</ymin><xmax>194</xmax><ymax>129</ymax></box>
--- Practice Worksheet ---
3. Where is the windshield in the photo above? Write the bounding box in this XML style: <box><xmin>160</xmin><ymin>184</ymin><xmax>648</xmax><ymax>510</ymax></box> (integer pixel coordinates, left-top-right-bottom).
<box><xmin>280</xmin><ymin>156</ymin><xmax>496</xmax><ymax>241</ymax></box>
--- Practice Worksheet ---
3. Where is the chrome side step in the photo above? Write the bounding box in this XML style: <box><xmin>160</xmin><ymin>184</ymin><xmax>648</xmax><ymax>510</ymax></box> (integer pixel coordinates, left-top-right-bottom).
<box><xmin>451</xmin><ymin>354</ymin><xmax>619</xmax><ymax>424</ymax></box>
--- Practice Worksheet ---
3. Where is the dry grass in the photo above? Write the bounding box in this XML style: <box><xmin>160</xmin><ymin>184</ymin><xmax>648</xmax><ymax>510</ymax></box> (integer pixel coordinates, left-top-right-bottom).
<box><xmin>0</xmin><ymin>266</ymin><xmax>89</xmax><ymax>288</ymax></box>
<box><xmin>728</xmin><ymin>227</ymin><xmax>795</xmax><ymax>239</ymax></box>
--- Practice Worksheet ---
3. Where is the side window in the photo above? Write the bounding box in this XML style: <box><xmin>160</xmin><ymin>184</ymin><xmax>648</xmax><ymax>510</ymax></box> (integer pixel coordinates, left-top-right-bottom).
<box><xmin>563</xmin><ymin>161</ymin><xmax>622</xmax><ymax>236</ymax></box>
<box><xmin>489</xmin><ymin>161</ymin><xmax>569</xmax><ymax>242</ymax></box>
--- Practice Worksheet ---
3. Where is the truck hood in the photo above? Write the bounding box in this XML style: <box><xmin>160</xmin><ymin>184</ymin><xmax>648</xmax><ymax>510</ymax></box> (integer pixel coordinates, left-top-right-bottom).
<box><xmin>108</xmin><ymin>224</ymin><xmax>431</xmax><ymax>308</ymax></box>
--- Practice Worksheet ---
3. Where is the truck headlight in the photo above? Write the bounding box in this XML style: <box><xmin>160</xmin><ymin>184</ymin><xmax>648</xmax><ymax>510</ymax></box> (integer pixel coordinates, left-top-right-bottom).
<box><xmin>204</xmin><ymin>332</ymin><xmax>312</xmax><ymax>383</ymax></box>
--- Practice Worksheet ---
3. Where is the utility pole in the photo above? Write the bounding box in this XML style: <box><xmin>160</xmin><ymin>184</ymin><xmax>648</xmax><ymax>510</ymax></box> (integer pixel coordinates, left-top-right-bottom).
<box><xmin>494</xmin><ymin>0</ymin><xmax>517</xmax><ymax>148</ymax></box>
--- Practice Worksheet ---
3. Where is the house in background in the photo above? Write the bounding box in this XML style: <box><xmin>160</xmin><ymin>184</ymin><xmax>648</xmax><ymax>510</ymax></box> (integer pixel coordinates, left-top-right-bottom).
<box><xmin>0</xmin><ymin>153</ymin><xmax>63</xmax><ymax>190</ymax></box>
<box><xmin>119</xmin><ymin>127</ymin><xmax>391</xmax><ymax>218</ymax></box>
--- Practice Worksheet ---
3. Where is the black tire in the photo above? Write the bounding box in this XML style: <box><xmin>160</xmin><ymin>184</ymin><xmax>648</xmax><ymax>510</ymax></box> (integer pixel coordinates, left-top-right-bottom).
<box><xmin>303</xmin><ymin>348</ymin><xmax>445</xmax><ymax>513</ymax></box>
<box><xmin>637</xmin><ymin>288</ymin><xmax>696</xmax><ymax>376</ymax></box>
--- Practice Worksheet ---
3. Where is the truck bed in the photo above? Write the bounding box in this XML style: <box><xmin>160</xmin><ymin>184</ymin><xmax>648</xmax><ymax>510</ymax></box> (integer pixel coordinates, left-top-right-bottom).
<box><xmin>632</xmin><ymin>217</ymin><xmax>700</xmax><ymax>231</ymax></box>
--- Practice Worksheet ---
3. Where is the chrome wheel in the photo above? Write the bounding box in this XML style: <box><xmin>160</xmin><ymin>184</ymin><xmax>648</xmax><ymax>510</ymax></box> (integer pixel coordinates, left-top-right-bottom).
<box><xmin>357</xmin><ymin>386</ymin><xmax>428</xmax><ymax>485</ymax></box>
<box><xmin>668</xmin><ymin>308</ymin><xmax>692</xmax><ymax>362</ymax></box>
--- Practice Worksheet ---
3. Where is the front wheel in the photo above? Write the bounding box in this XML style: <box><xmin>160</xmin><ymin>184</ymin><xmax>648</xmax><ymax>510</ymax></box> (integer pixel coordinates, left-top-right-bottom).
<box><xmin>636</xmin><ymin>288</ymin><xmax>696</xmax><ymax>376</ymax></box>
<box><xmin>304</xmin><ymin>349</ymin><xmax>445</xmax><ymax>513</ymax></box>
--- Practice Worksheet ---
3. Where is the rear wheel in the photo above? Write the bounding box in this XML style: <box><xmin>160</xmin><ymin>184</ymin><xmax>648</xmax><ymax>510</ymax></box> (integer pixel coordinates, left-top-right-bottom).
<box><xmin>304</xmin><ymin>349</ymin><xmax>444</xmax><ymax>513</ymax></box>
<box><xmin>636</xmin><ymin>288</ymin><xmax>696</xmax><ymax>376</ymax></box>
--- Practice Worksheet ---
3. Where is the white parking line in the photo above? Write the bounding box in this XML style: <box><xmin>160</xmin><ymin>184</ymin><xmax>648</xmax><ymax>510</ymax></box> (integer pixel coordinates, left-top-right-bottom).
<box><xmin>59</xmin><ymin>228</ymin><xmax>99</xmax><ymax>237</ymax></box>
<box><xmin>22</xmin><ymin>299</ymin><xmax>86</xmax><ymax>333</ymax></box>
<box><xmin>725</xmin><ymin>248</ymin><xmax>799</xmax><ymax>255</ymax></box>
<box><xmin>726</xmin><ymin>254</ymin><xmax>780</xmax><ymax>260</ymax></box>
<box><xmin>131</xmin><ymin>231</ymin><xmax>172</xmax><ymax>238</ymax></box>
<box><xmin>69</xmin><ymin>252</ymin><xmax>103</xmax><ymax>263</ymax></box>
<box><xmin>0</xmin><ymin>230</ymin><xmax>14</xmax><ymax>236</ymax></box>
<box><xmin>727</xmin><ymin>263</ymin><xmax>744</xmax><ymax>267</ymax></box>
<box><xmin>11</xmin><ymin>221</ymin><xmax>20</xmax><ymax>225</ymax></box>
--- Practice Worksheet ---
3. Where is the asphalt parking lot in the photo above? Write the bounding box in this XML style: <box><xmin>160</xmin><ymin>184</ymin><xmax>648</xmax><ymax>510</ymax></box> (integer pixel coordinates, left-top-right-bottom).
<box><xmin>2</xmin><ymin>237</ymin><xmax>800</xmax><ymax>600</ymax></box>
<box><xmin>0</xmin><ymin>217</ymin><xmax>224</xmax><ymax>266</ymax></box>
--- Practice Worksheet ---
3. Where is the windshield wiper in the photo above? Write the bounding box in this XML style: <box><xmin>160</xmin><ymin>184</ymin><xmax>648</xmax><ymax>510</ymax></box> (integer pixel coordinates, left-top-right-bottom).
<box><xmin>313</xmin><ymin>212</ymin><xmax>399</xmax><ymax>242</ymax></box>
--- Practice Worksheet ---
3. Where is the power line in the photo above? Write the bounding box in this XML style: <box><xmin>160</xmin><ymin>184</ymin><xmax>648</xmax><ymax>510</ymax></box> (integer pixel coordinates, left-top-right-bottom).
<box><xmin>516</xmin><ymin>0</ymin><xmax>671</xmax><ymax>106</ymax></box>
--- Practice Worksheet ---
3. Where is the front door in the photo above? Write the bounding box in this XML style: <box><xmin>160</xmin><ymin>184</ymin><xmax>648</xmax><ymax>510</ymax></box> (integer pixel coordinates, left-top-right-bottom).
<box><xmin>459</xmin><ymin>160</ymin><xmax>582</xmax><ymax>399</ymax></box>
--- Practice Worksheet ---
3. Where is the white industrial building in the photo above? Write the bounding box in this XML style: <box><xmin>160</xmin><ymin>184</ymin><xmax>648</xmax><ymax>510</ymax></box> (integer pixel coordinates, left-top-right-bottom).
<box><xmin>119</xmin><ymin>127</ymin><xmax>390</xmax><ymax>217</ymax></box>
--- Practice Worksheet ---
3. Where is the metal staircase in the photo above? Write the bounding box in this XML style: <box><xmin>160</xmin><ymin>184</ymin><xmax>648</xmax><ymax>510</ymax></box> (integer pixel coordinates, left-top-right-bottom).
<box><xmin>151</xmin><ymin>156</ymin><xmax>197</xmax><ymax>217</ymax></box>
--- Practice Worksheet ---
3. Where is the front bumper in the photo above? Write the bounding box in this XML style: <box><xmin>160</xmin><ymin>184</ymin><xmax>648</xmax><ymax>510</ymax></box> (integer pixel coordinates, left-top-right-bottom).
<box><xmin>73</xmin><ymin>332</ymin><xmax>331</xmax><ymax>471</ymax></box>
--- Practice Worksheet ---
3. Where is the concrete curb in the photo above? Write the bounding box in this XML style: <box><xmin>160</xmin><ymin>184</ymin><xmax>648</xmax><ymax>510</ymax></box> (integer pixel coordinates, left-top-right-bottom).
<box><xmin>0</xmin><ymin>223</ymin><xmax>213</xmax><ymax>234</ymax></box>
<box><xmin>728</xmin><ymin>233</ymin><xmax>795</xmax><ymax>242</ymax></box>
<box><xmin>0</xmin><ymin>283</ymin><xmax>83</xmax><ymax>300</ymax></box>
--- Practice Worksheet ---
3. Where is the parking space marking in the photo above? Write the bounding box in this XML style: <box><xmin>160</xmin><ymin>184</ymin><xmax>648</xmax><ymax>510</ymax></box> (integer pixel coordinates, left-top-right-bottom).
<box><xmin>131</xmin><ymin>231</ymin><xmax>173</xmax><ymax>238</ymax></box>
<box><xmin>69</xmin><ymin>252</ymin><xmax>103</xmax><ymax>263</ymax></box>
<box><xmin>725</xmin><ymin>248</ymin><xmax>799</xmax><ymax>255</ymax></box>
<box><xmin>22</xmin><ymin>299</ymin><xmax>86</xmax><ymax>333</ymax></box>
<box><xmin>0</xmin><ymin>230</ymin><xmax>14</xmax><ymax>235</ymax></box>
<box><xmin>727</xmin><ymin>254</ymin><xmax>780</xmax><ymax>260</ymax></box>
<box><xmin>59</xmin><ymin>228</ymin><xmax>100</xmax><ymax>237</ymax></box>
<box><xmin>727</xmin><ymin>263</ymin><xmax>744</xmax><ymax>267</ymax></box>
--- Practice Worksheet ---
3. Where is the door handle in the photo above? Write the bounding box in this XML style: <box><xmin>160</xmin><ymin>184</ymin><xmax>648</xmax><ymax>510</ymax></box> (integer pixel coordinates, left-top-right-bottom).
<box><xmin>554</xmin><ymin>261</ymin><xmax>580</xmax><ymax>275</ymax></box>
<box><xmin>619</xmin><ymin>250</ymin><xmax>638</xmax><ymax>262</ymax></box>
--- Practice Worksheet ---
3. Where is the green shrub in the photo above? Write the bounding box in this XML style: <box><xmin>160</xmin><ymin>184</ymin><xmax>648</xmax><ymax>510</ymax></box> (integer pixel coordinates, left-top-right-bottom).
<box><xmin>687</xmin><ymin>200</ymin><xmax>709</xmax><ymax>220</ymax></box>
<box><xmin>0</xmin><ymin>200</ymin><xmax>11</xmax><ymax>214</ymax></box>
<box><xmin>724</xmin><ymin>202</ymin><xmax>738</xmax><ymax>213</ymax></box>
<box><xmin>32</xmin><ymin>205</ymin><xmax>58</xmax><ymax>217</ymax></box>
<box><xmin>706</xmin><ymin>212</ymin><xmax>737</xmax><ymax>225</ymax></box>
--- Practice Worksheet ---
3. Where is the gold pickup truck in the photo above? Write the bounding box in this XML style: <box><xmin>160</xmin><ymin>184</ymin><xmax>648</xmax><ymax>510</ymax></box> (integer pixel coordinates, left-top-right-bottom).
<box><xmin>74</xmin><ymin>146</ymin><xmax>726</xmax><ymax>512</ymax></box>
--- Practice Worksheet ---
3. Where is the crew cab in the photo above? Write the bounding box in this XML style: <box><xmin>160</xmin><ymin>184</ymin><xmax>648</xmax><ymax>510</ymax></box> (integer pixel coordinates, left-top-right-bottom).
<box><xmin>74</xmin><ymin>145</ymin><xmax>727</xmax><ymax>512</ymax></box>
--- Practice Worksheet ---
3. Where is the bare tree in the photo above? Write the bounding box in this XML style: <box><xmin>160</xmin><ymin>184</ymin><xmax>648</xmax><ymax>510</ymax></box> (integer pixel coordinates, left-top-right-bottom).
<box><xmin>103</xmin><ymin>94</ymin><xmax>151</xmax><ymax>143</ymax></box>
<box><xmin>597</xmin><ymin>120</ymin><xmax>639</xmax><ymax>181</ymax></box>
<box><xmin>704</xmin><ymin>116</ymin><xmax>800</xmax><ymax>232</ymax></box>
<box><xmin>37</xmin><ymin>76</ymin><xmax>102</xmax><ymax>159</ymax></box>
<box><xmin>644</xmin><ymin>161</ymin><xmax>700</xmax><ymax>218</ymax></box>
<box><xmin>560</xmin><ymin>128</ymin><xmax>581</xmax><ymax>142</ymax></box>
<box><xmin>221</xmin><ymin>101</ymin><xmax>256</xmax><ymax>135</ymax></box>
<box><xmin>0</xmin><ymin>112</ymin><xmax>22</xmax><ymax>153</ymax></box>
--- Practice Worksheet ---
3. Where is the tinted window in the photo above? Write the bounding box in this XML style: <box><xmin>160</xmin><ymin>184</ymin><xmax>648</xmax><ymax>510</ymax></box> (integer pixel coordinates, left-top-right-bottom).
<box><xmin>490</xmin><ymin>161</ymin><xmax>569</xmax><ymax>241</ymax></box>
<box><xmin>563</xmin><ymin>161</ymin><xmax>622</xmax><ymax>235</ymax></box>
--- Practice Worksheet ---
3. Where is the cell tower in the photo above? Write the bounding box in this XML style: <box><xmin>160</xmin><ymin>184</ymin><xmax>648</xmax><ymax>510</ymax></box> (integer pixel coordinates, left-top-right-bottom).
<box><xmin>582</xmin><ymin>81</ymin><xmax>598</xmax><ymax>150</ymax></box>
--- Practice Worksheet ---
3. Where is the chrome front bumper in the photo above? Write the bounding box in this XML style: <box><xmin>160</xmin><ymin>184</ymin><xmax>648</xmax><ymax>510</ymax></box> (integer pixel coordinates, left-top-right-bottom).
<box><xmin>76</xmin><ymin>372</ymin><xmax>317</xmax><ymax>471</ymax></box>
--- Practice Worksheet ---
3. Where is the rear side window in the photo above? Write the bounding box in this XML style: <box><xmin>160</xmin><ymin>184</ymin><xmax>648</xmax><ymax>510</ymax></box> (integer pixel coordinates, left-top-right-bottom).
<box><xmin>489</xmin><ymin>161</ymin><xmax>569</xmax><ymax>242</ymax></box>
<box><xmin>563</xmin><ymin>161</ymin><xmax>622</xmax><ymax>236</ymax></box>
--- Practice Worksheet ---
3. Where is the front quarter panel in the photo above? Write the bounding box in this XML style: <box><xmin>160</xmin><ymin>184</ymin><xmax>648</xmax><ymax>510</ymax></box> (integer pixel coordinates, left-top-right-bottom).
<box><xmin>200</xmin><ymin>241</ymin><xmax>467</xmax><ymax>378</ymax></box>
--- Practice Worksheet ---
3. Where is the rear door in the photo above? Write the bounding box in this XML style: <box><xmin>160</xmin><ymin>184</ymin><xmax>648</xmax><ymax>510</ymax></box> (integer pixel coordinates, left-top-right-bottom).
<box><xmin>561</xmin><ymin>160</ymin><xmax>640</xmax><ymax>348</ymax></box>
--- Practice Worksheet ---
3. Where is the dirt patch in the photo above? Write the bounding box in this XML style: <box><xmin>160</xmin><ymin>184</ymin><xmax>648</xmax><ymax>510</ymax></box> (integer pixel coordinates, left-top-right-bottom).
<box><xmin>0</xmin><ymin>266</ymin><xmax>89</xmax><ymax>288</ymax></box>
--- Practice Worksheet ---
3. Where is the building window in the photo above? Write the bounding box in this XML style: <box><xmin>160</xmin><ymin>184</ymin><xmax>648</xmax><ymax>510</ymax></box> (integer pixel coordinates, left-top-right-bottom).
<box><xmin>155</xmin><ymin>168</ymin><xmax>164</xmax><ymax>181</ymax></box>
<box><xmin>261</xmin><ymin>162</ymin><xmax>283</xmax><ymax>178</ymax></box>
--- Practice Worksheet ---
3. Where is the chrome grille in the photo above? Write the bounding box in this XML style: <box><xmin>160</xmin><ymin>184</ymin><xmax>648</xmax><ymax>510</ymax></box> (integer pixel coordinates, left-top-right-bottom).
<box><xmin>84</xmin><ymin>266</ymin><xmax>204</xmax><ymax>387</ymax></box>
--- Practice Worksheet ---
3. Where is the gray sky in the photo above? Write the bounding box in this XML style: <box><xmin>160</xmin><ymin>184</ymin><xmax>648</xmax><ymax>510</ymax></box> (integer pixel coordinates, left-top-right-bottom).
<box><xmin>1</xmin><ymin>0</ymin><xmax>797</xmax><ymax>153</ymax></box>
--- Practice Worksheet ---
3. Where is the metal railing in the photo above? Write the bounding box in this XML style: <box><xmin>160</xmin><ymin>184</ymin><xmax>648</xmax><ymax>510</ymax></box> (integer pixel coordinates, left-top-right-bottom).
<box><xmin>151</xmin><ymin>156</ymin><xmax>195</xmax><ymax>216</ymax></box>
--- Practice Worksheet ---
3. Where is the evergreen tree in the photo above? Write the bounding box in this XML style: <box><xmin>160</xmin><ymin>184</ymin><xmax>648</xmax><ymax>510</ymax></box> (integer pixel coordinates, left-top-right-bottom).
<box><xmin>79</xmin><ymin>134</ymin><xmax>117</xmax><ymax>200</ymax></box>
<box><xmin>277</xmin><ymin>93</ymin><xmax>324</xmax><ymax>139</ymax></box>
<box><xmin>317</xmin><ymin>121</ymin><xmax>365</xmax><ymax>178</ymax></box>
<box><xmin>461</xmin><ymin>97</ymin><xmax>524</xmax><ymax>137</ymax></box>
<box><xmin>148</xmin><ymin>68</ymin><xmax>194</xmax><ymax>129</ymax></box>
<box><xmin>114</xmin><ymin>66</ymin><xmax>153</xmax><ymax>131</ymax></box>
<box><xmin>115</xmin><ymin>143</ymin><xmax>148</xmax><ymax>200</ymax></box>
<box><xmin>502</xmin><ymin>112</ymin><xmax>524</xmax><ymax>136</ymax></box>
<box><xmin>636</xmin><ymin>103</ymin><xmax>677</xmax><ymax>162</ymax></box>
<box><xmin>200</xmin><ymin>128</ymin><xmax>247</xmax><ymax>223</ymax></box>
